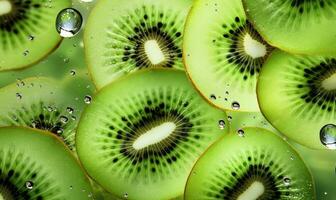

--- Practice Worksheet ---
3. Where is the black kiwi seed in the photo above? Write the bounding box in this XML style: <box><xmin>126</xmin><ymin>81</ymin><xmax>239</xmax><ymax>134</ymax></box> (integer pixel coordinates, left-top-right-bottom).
<box><xmin>220</xmin><ymin>20</ymin><xmax>273</xmax><ymax>81</ymax></box>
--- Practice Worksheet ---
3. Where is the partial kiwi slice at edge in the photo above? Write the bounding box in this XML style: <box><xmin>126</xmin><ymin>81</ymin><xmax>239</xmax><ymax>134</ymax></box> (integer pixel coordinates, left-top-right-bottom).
<box><xmin>183</xmin><ymin>0</ymin><xmax>273</xmax><ymax>112</ymax></box>
<box><xmin>0</xmin><ymin>126</ymin><xmax>93</xmax><ymax>199</ymax></box>
<box><xmin>257</xmin><ymin>49</ymin><xmax>336</xmax><ymax>149</ymax></box>
<box><xmin>0</xmin><ymin>77</ymin><xmax>83</xmax><ymax>151</ymax></box>
<box><xmin>243</xmin><ymin>0</ymin><xmax>336</xmax><ymax>55</ymax></box>
<box><xmin>76</xmin><ymin>69</ymin><xmax>229</xmax><ymax>200</ymax></box>
<box><xmin>0</xmin><ymin>0</ymin><xmax>71</xmax><ymax>70</ymax></box>
<box><xmin>185</xmin><ymin>127</ymin><xmax>315</xmax><ymax>199</ymax></box>
<box><xmin>84</xmin><ymin>0</ymin><xmax>192</xmax><ymax>89</ymax></box>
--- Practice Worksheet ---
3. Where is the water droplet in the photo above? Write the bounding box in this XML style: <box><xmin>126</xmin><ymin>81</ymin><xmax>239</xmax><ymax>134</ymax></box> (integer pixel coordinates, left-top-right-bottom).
<box><xmin>16</xmin><ymin>79</ymin><xmax>25</xmax><ymax>87</ymax></box>
<box><xmin>123</xmin><ymin>193</ymin><xmax>128</xmax><ymax>199</ymax></box>
<box><xmin>47</xmin><ymin>106</ymin><xmax>54</xmax><ymax>112</ymax></box>
<box><xmin>25</xmin><ymin>181</ymin><xmax>34</xmax><ymax>190</ymax></box>
<box><xmin>320</xmin><ymin>124</ymin><xmax>336</xmax><ymax>149</ymax></box>
<box><xmin>69</xmin><ymin>186</ymin><xmax>73</xmax><ymax>190</ymax></box>
<box><xmin>28</xmin><ymin>35</ymin><xmax>34</xmax><ymax>41</ymax></box>
<box><xmin>56</xmin><ymin>128</ymin><xmax>64</xmax><ymax>134</ymax></box>
<box><xmin>56</xmin><ymin>8</ymin><xmax>83</xmax><ymax>38</ymax></box>
<box><xmin>71</xmin><ymin>116</ymin><xmax>77</xmax><ymax>121</ymax></box>
<box><xmin>31</xmin><ymin>121</ymin><xmax>37</xmax><ymax>128</ymax></box>
<box><xmin>70</xmin><ymin>70</ymin><xmax>76</xmax><ymax>76</ymax></box>
<box><xmin>218</xmin><ymin>120</ymin><xmax>226</xmax><ymax>129</ymax></box>
<box><xmin>66</xmin><ymin>107</ymin><xmax>74</xmax><ymax>114</ymax></box>
<box><xmin>63</xmin><ymin>58</ymin><xmax>70</xmax><ymax>63</ymax></box>
<box><xmin>60</xmin><ymin>116</ymin><xmax>68</xmax><ymax>124</ymax></box>
<box><xmin>324</xmin><ymin>192</ymin><xmax>328</xmax><ymax>195</ymax></box>
<box><xmin>231</xmin><ymin>101</ymin><xmax>240</xmax><ymax>110</ymax></box>
<box><xmin>225</xmin><ymin>91</ymin><xmax>229</xmax><ymax>95</ymax></box>
<box><xmin>237</xmin><ymin>129</ymin><xmax>245</xmax><ymax>137</ymax></box>
<box><xmin>210</xmin><ymin>94</ymin><xmax>216</xmax><ymax>100</ymax></box>
<box><xmin>227</xmin><ymin>116</ymin><xmax>232</xmax><ymax>122</ymax></box>
<box><xmin>84</xmin><ymin>95</ymin><xmax>92</xmax><ymax>104</ymax></box>
<box><xmin>23</xmin><ymin>50</ymin><xmax>29</xmax><ymax>56</ymax></box>
<box><xmin>283</xmin><ymin>177</ymin><xmax>291</xmax><ymax>186</ymax></box>
<box><xmin>16</xmin><ymin>93</ymin><xmax>22</xmax><ymax>100</ymax></box>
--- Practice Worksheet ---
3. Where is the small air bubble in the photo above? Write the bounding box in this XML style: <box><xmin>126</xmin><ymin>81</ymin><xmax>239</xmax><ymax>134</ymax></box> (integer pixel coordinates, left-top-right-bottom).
<box><xmin>71</xmin><ymin>116</ymin><xmax>76</xmax><ymax>121</ymax></box>
<box><xmin>320</xmin><ymin>124</ymin><xmax>336</xmax><ymax>149</ymax></box>
<box><xmin>47</xmin><ymin>106</ymin><xmax>54</xmax><ymax>112</ymax></box>
<box><xmin>84</xmin><ymin>95</ymin><xmax>92</xmax><ymax>104</ymax></box>
<box><xmin>66</xmin><ymin>107</ymin><xmax>74</xmax><ymax>114</ymax></box>
<box><xmin>60</xmin><ymin>116</ymin><xmax>68</xmax><ymax>124</ymax></box>
<box><xmin>63</xmin><ymin>58</ymin><xmax>70</xmax><ymax>63</ymax></box>
<box><xmin>69</xmin><ymin>186</ymin><xmax>73</xmax><ymax>190</ymax></box>
<box><xmin>123</xmin><ymin>193</ymin><xmax>128</xmax><ymax>199</ymax></box>
<box><xmin>227</xmin><ymin>116</ymin><xmax>232</xmax><ymax>122</ymax></box>
<box><xmin>28</xmin><ymin>35</ymin><xmax>34</xmax><ymax>41</ymax></box>
<box><xmin>25</xmin><ymin>181</ymin><xmax>34</xmax><ymax>190</ymax></box>
<box><xmin>56</xmin><ymin>8</ymin><xmax>83</xmax><ymax>38</ymax></box>
<box><xmin>218</xmin><ymin>120</ymin><xmax>226</xmax><ymax>129</ymax></box>
<box><xmin>237</xmin><ymin>129</ymin><xmax>245</xmax><ymax>137</ymax></box>
<box><xmin>231</xmin><ymin>101</ymin><xmax>240</xmax><ymax>110</ymax></box>
<box><xmin>70</xmin><ymin>70</ymin><xmax>76</xmax><ymax>76</ymax></box>
<box><xmin>23</xmin><ymin>50</ymin><xmax>29</xmax><ymax>56</ymax></box>
<box><xmin>56</xmin><ymin>128</ymin><xmax>64</xmax><ymax>134</ymax></box>
<box><xmin>283</xmin><ymin>177</ymin><xmax>291</xmax><ymax>186</ymax></box>
<box><xmin>16</xmin><ymin>93</ymin><xmax>22</xmax><ymax>100</ymax></box>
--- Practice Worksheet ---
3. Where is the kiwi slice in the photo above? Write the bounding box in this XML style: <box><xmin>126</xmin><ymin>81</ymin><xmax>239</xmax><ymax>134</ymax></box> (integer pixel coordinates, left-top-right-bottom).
<box><xmin>84</xmin><ymin>0</ymin><xmax>192</xmax><ymax>89</ymax></box>
<box><xmin>183</xmin><ymin>0</ymin><xmax>273</xmax><ymax>112</ymax></box>
<box><xmin>185</xmin><ymin>127</ymin><xmax>315</xmax><ymax>199</ymax></box>
<box><xmin>76</xmin><ymin>69</ymin><xmax>229</xmax><ymax>199</ymax></box>
<box><xmin>257</xmin><ymin>49</ymin><xmax>336</xmax><ymax>149</ymax></box>
<box><xmin>0</xmin><ymin>126</ymin><xmax>93</xmax><ymax>199</ymax></box>
<box><xmin>0</xmin><ymin>77</ymin><xmax>83</xmax><ymax>151</ymax></box>
<box><xmin>243</xmin><ymin>0</ymin><xmax>336</xmax><ymax>55</ymax></box>
<box><xmin>0</xmin><ymin>0</ymin><xmax>71</xmax><ymax>71</ymax></box>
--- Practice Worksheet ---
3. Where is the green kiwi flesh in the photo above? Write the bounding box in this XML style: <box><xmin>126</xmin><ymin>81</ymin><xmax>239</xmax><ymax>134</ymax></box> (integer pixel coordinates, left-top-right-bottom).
<box><xmin>76</xmin><ymin>69</ymin><xmax>229</xmax><ymax>200</ymax></box>
<box><xmin>185</xmin><ymin>127</ymin><xmax>315</xmax><ymax>199</ymax></box>
<box><xmin>0</xmin><ymin>77</ymin><xmax>83</xmax><ymax>151</ymax></box>
<box><xmin>0</xmin><ymin>126</ymin><xmax>93</xmax><ymax>199</ymax></box>
<box><xmin>243</xmin><ymin>0</ymin><xmax>336</xmax><ymax>55</ymax></box>
<box><xmin>183</xmin><ymin>0</ymin><xmax>273</xmax><ymax>112</ymax></box>
<box><xmin>0</xmin><ymin>0</ymin><xmax>71</xmax><ymax>70</ymax></box>
<box><xmin>257</xmin><ymin>50</ymin><xmax>336</xmax><ymax>149</ymax></box>
<box><xmin>84</xmin><ymin>0</ymin><xmax>192</xmax><ymax>89</ymax></box>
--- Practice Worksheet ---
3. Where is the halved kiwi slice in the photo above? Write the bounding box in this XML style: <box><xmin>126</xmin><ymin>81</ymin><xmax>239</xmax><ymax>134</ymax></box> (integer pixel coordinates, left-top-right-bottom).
<box><xmin>185</xmin><ymin>127</ymin><xmax>315</xmax><ymax>199</ymax></box>
<box><xmin>183</xmin><ymin>0</ymin><xmax>273</xmax><ymax>112</ymax></box>
<box><xmin>0</xmin><ymin>77</ymin><xmax>83</xmax><ymax>151</ymax></box>
<box><xmin>243</xmin><ymin>0</ymin><xmax>336</xmax><ymax>55</ymax></box>
<box><xmin>0</xmin><ymin>0</ymin><xmax>71</xmax><ymax>71</ymax></box>
<box><xmin>76</xmin><ymin>69</ymin><xmax>229</xmax><ymax>200</ymax></box>
<box><xmin>0</xmin><ymin>126</ymin><xmax>93</xmax><ymax>199</ymax></box>
<box><xmin>84</xmin><ymin>0</ymin><xmax>192</xmax><ymax>89</ymax></box>
<box><xmin>257</xmin><ymin>50</ymin><xmax>336</xmax><ymax>149</ymax></box>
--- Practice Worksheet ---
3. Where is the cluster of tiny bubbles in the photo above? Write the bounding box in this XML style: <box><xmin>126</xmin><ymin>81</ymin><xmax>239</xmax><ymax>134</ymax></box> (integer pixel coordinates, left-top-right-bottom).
<box><xmin>16</xmin><ymin>92</ymin><xmax>22</xmax><ymax>100</ymax></box>
<box><xmin>319</xmin><ymin>124</ymin><xmax>336</xmax><ymax>150</ymax></box>
<box><xmin>237</xmin><ymin>129</ymin><xmax>245</xmax><ymax>137</ymax></box>
<box><xmin>84</xmin><ymin>95</ymin><xmax>92</xmax><ymax>104</ymax></box>
<box><xmin>231</xmin><ymin>101</ymin><xmax>240</xmax><ymax>110</ymax></box>
<box><xmin>218</xmin><ymin>120</ymin><xmax>226</xmax><ymax>129</ymax></box>
<box><xmin>283</xmin><ymin>177</ymin><xmax>291</xmax><ymax>186</ymax></box>
<box><xmin>23</xmin><ymin>50</ymin><xmax>29</xmax><ymax>56</ymax></box>
<box><xmin>56</xmin><ymin>8</ymin><xmax>83</xmax><ymax>38</ymax></box>
<box><xmin>25</xmin><ymin>181</ymin><xmax>34</xmax><ymax>190</ymax></box>
<box><xmin>16</xmin><ymin>79</ymin><xmax>25</xmax><ymax>87</ymax></box>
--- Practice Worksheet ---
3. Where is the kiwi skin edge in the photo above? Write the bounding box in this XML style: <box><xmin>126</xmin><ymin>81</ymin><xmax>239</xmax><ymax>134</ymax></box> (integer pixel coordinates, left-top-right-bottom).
<box><xmin>0</xmin><ymin>39</ymin><xmax>63</xmax><ymax>72</ymax></box>
<box><xmin>241</xmin><ymin>0</ymin><xmax>336</xmax><ymax>56</ymax></box>
<box><xmin>0</xmin><ymin>126</ymin><xmax>93</xmax><ymax>183</ymax></box>
<box><xmin>183</xmin><ymin>126</ymin><xmax>316</xmax><ymax>199</ymax></box>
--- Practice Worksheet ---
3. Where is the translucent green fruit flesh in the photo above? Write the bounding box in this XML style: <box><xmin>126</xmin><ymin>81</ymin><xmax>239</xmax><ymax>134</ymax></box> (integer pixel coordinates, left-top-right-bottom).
<box><xmin>0</xmin><ymin>126</ymin><xmax>92</xmax><ymax>200</ymax></box>
<box><xmin>258</xmin><ymin>50</ymin><xmax>336</xmax><ymax>149</ymax></box>
<box><xmin>243</xmin><ymin>0</ymin><xmax>336</xmax><ymax>55</ymax></box>
<box><xmin>0</xmin><ymin>0</ymin><xmax>71</xmax><ymax>70</ymax></box>
<box><xmin>76</xmin><ymin>69</ymin><xmax>229</xmax><ymax>200</ymax></box>
<box><xmin>84</xmin><ymin>0</ymin><xmax>192</xmax><ymax>89</ymax></box>
<box><xmin>183</xmin><ymin>0</ymin><xmax>273</xmax><ymax>112</ymax></box>
<box><xmin>185</xmin><ymin>127</ymin><xmax>315</xmax><ymax>199</ymax></box>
